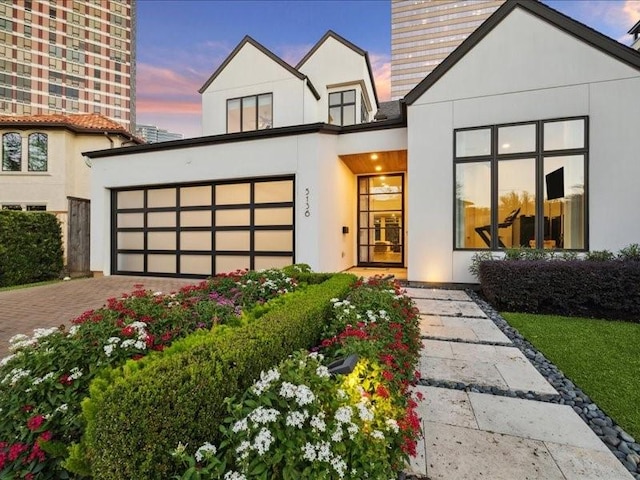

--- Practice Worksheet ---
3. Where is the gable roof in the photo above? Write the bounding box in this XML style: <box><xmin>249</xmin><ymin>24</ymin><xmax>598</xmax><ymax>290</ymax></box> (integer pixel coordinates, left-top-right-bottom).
<box><xmin>198</xmin><ymin>35</ymin><xmax>320</xmax><ymax>99</ymax></box>
<box><xmin>0</xmin><ymin>113</ymin><xmax>141</xmax><ymax>141</ymax></box>
<box><xmin>296</xmin><ymin>30</ymin><xmax>379</xmax><ymax>107</ymax></box>
<box><xmin>629</xmin><ymin>19</ymin><xmax>640</xmax><ymax>37</ymax></box>
<box><xmin>404</xmin><ymin>0</ymin><xmax>640</xmax><ymax>105</ymax></box>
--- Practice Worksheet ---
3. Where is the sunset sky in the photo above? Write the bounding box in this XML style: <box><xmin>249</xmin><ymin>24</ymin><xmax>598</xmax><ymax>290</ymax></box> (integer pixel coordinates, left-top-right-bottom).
<box><xmin>135</xmin><ymin>0</ymin><xmax>640</xmax><ymax>138</ymax></box>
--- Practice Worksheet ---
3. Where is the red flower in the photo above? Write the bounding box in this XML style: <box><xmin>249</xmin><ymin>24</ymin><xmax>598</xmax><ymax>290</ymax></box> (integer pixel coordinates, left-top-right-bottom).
<box><xmin>37</xmin><ymin>431</ymin><xmax>53</xmax><ymax>443</ymax></box>
<box><xmin>8</xmin><ymin>443</ymin><xmax>28</xmax><ymax>461</ymax></box>
<box><xmin>382</xmin><ymin>370</ymin><xmax>394</xmax><ymax>382</ymax></box>
<box><xmin>59</xmin><ymin>374</ymin><xmax>72</xmax><ymax>386</ymax></box>
<box><xmin>121</xmin><ymin>326</ymin><xmax>135</xmax><ymax>337</ymax></box>
<box><xmin>376</xmin><ymin>384</ymin><xmax>389</xmax><ymax>398</ymax></box>
<box><xmin>24</xmin><ymin>474</ymin><xmax>35</xmax><ymax>480</ymax></box>
<box><xmin>26</xmin><ymin>415</ymin><xmax>45</xmax><ymax>432</ymax></box>
<box><xmin>21</xmin><ymin>405</ymin><xmax>34</xmax><ymax>413</ymax></box>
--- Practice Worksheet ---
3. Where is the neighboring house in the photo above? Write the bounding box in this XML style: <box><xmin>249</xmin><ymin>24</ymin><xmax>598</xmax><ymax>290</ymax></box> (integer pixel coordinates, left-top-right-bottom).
<box><xmin>630</xmin><ymin>20</ymin><xmax>640</xmax><ymax>51</ymax></box>
<box><xmin>0</xmin><ymin>113</ymin><xmax>140</xmax><ymax>272</ymax></box>
<box><xmin>85</xmin><ymin>1</ymin><xmax>640</xmax><ymax>284</ymax></box>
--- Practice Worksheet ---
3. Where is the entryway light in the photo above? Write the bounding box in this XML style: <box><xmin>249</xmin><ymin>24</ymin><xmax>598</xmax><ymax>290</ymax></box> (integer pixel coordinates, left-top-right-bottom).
<box><xmin>370</xmin><ymin>154</ymin><xmax>379</xmax><ymax>160</ymax></box>
<box><xmin>375</xmin><ymin>165</ymin><xmax>382</xmax><ymax>171</ymax></box>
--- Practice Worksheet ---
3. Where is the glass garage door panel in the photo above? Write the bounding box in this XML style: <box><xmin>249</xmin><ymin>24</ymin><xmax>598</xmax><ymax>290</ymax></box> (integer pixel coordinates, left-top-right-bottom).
<box><xmin>112</xmin><ymin>177</ymin><xmax>294</xmax><ymax>278</ymax></box>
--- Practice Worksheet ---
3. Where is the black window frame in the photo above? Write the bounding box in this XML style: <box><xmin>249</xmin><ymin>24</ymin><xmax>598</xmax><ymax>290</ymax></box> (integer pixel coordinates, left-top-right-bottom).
<box><xmin>328</xmin><ymin>89</ymin><xmax>356</xmax><ymax>126</ymax></box>
<box><xmin>2</xmin><ymin>132</ymin><xmax>22</xmax><ymax>172</ymax></box>
<box><xmin>226</xmin><ymin>92</ymin><xmax>273</xmax><ymax>134</ymax></box>
<box><xmin>28</xmin><ymin>132</ymin><xmax>48</xmax><ymax>172</ymax></box>
<box><xmin>453</xmin><ymin>116</ymin><xmax>589</xmax><ymax>251</ymax></box>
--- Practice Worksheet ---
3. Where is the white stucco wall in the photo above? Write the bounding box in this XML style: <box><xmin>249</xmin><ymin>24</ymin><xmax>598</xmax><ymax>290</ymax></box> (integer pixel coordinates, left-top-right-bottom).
<box><xmin>90</xmin><ymin>131</ymin><xmax>364</xmax><ymax>275</ymax></box>
<box><xmin>298</xmin><ymin>35</ymin><xmax>377</xmax><ymax>122</ymax></box>
<box><xmin>201</xmin><ymin>42</ymin><xmax>315</xmax><ymax>136</ymax></box>
<box><xmin>407</xmin><ymin>7</ymin><xmax>640</xmax><ymax>283</ymax></box>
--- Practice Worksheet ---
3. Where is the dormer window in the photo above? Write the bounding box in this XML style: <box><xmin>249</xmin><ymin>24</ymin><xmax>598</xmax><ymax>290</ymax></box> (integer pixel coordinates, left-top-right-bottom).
<box><xmin>328</xmin><ymin>90</ymin><xmax>356</xmax><ymax>126</ymax></box>
<box><xmin>227</xmin><ymin>93</ymin><xmax>272</xmax><ymax>133</ymax></box>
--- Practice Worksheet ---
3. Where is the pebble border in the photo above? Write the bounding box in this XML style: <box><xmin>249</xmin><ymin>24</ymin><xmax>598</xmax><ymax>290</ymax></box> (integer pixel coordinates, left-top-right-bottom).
<box><xmin>467</xmin><ymin>290</ymin><xmax>640</xmax><ymax>478</ymax></box>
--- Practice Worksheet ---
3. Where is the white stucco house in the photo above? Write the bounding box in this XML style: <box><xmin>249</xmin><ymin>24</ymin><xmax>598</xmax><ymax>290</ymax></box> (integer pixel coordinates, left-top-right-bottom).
<box><xmin>0</xmin><ymin>113</ymin><xmax>140</xmax><ymax>272</ymax></box>
<box><xmin>85</xmin><ymin>0</ymin><xmax>640</xmax><ymax>284</ymax></box>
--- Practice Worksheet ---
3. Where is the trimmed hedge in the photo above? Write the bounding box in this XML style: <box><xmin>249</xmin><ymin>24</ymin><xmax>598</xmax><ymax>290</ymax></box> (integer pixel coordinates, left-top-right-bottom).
<box><xmin>69</xmin><ymin>273</ymin><xmax>356</xmax><ymax>479</ymax></box>
<box><xmin>479</xmin><ymin>260</ymin><xmax>640</xmax><ymax>320</ymax></box>
<box><xmin>0</xmin><ymin>210</ymin><xmax>63</xmax><ymax>287</ymax></box>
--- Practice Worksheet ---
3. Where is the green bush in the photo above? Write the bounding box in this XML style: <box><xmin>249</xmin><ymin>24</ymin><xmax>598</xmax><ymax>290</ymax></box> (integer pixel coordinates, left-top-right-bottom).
<box><xmin>0</xmin><ymin>210</ymin><xmax>63</xmax><ymax>287</ymax></box>
<box><xmin>69</xmin><ymin>274</ymin><xmax>356</xmax><ymax>479</ymax></box>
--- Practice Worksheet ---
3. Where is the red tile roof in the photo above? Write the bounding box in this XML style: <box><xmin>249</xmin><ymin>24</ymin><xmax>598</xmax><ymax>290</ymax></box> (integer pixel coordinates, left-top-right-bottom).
<box><xmin>0</xmin><ymin>113</ymin><xmax>141</xmax><ymax>142</ymax></box>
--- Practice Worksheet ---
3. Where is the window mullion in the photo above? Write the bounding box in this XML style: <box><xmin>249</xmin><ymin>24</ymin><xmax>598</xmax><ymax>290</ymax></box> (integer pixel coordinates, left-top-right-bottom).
<box><xmin>490</xmin><ymin>126</ymin><xmax>498</xmax><ymax>250</ymax></box>
<box><xmin>535</xmin><ymin>121</ymin><xmax>544</xmax><ymax>249</ymax></box>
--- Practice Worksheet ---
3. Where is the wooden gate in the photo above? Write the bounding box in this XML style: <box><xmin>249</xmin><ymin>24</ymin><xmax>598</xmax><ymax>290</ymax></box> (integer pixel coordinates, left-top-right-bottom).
<box><xmin>67</xmin><ymin>197</ymin><xmax>90</xmax><ymax>273</ymax></box>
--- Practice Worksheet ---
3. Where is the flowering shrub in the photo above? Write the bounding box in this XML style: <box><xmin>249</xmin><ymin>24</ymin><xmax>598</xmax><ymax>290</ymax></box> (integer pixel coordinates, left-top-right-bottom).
<box><xmin>0</xmin><ymin>268</ymin><xmax>298</xmax><ymax>479</ymax></box>
<box><xmin>67</xmin><ymin>274</ymin><xmax>355</xmax><ymax>479</ymax></box>
<box><xmin>175</xmin><ymin>277</ymin><xmax>422</xmax><ymax>479</ymax></box>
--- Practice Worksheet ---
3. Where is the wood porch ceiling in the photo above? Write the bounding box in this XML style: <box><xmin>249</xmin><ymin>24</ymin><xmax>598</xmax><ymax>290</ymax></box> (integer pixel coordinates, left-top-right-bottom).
<box><xmin>339</xmin><ymin>150</ymin><xmax>407</xmax><ymax>174</ymax></box>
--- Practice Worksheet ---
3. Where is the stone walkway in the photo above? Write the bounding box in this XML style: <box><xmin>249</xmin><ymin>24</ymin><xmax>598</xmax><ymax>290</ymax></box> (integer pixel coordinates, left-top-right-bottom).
<box><xmin>0</xmin><ymin>276</ymin><xmax>197</xmax><ymax>357</ymax></box>
<box><xmin>404</xmin><ymin>287</ymin><xmax>633</xmax><ymax>480</ymax></box>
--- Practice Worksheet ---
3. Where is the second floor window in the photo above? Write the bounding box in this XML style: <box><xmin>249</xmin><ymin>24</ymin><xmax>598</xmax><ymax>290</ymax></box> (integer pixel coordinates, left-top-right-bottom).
<box><xmin>2</xmin><ymin>132</ymin><xmax>48</xmax><ymax>172</ymax></box>
<box><xmin>2</xmin><ymin>132</ymin><xmax>21</xmax><ymax>171</ymax></box>
<box><xmin>227</xmin><ymin>93</ymin><xmax>273</xmax><ymax>133</ymax></box>
<box><xmin>329</xmin><ymin>89</ymin><xmax>356</xmax><ymax>126</ymax></box>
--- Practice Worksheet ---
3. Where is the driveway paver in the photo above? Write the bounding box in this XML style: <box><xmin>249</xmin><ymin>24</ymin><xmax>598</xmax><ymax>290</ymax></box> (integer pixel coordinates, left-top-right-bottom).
<box><xmin>0</xmin><ymin>275</ymin><xmax>197</xmax><ymax>357</ymax></box>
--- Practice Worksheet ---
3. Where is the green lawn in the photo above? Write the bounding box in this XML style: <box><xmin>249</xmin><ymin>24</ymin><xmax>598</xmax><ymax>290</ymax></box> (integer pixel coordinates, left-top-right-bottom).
<box><xmin>0</xmin><ymin>279</ymin><xmax>61</xmax><ymax>292</ymax></box>
<box><xmin>502</xmin><ymin>312</ymin><xmax>640</xmax><ymax>441</ymax></box>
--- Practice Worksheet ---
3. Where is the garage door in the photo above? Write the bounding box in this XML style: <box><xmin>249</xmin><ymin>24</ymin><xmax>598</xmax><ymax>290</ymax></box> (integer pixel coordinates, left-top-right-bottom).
<box><xmin>112</xmin><ymin>176</ymin><xmax>295</xmax><ymax>278</ymax></box>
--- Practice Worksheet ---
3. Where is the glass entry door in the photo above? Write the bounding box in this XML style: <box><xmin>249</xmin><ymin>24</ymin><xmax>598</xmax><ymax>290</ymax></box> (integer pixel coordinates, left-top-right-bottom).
<box><xmin>358</xmin><ymin>174</ymin><xmax>404</xmax><ymax>265</ymax></box>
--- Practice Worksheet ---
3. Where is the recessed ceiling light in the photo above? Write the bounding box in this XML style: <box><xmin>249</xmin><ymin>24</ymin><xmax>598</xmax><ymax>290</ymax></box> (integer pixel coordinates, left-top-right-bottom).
<box><xmin>380</xmin><ymin>175</ymin><xmax>386</xmax><ymax>180</ymax></box>
<box><xmin>375</xmin><ymin>165</ymin><xmax>382</xmax><ymax>172</ymax></box>
<box><xmin>370</xmin><ymin>154</ymin><xmax>379</xmax><ymax>160</ymax></box>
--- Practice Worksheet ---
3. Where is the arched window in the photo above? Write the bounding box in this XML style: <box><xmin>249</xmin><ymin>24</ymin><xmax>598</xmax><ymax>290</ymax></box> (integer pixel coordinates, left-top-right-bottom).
<box><xmin>28</xmin><ymin>132</ymin><xmax>48</xmax><ymax>172</ymax></box>
<box><xmin>2</xmin><ymin>132</ymin><xmax>22</xmax><ymax>172</ymax></box>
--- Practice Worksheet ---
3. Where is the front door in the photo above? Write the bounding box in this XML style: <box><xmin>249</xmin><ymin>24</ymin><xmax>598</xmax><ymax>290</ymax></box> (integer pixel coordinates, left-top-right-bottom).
<box><xmin>358</xmin><ymin>174</ymin><xmax>404</xmax><ymax>266</ymax></box>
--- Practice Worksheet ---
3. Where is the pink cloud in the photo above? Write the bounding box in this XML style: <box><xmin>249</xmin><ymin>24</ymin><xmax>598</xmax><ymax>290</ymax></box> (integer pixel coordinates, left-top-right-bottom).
<box><xmin>624</xmin><ymin>0</ymin><xmax>640</xmax><ymax>23</ymax></box>
<box><xmin>370</xmin><ymin>53</ymin><xmax>391</xmax><ymax>102</ymax></box>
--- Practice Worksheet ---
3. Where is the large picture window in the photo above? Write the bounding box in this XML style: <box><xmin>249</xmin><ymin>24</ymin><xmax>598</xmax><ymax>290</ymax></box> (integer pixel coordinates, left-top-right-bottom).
<box><xmin>454</xmin><ymin>117</ymin><xmax>587</xmax><ymax>250</ymax></box>
<box><xmin>226</xmin><ymin>93</ymin><xmax>272</xmax><ymax>133</ymax></box>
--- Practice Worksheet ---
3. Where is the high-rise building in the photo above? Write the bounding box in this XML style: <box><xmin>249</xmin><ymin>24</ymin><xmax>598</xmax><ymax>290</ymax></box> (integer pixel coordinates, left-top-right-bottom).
<box><xmin>0</xmin><ymin>0</ymin><xmax>136</xmax><ymax>131</ymax></box>
<box><xmin>136</xmin><ymin>124</ymin><xmax>183</xmax><ymax>143</ymax></box>
<box><xmin>391</xmin><ymin>0</ymin><xmax>504</xmax><ymax>100</ymax></box>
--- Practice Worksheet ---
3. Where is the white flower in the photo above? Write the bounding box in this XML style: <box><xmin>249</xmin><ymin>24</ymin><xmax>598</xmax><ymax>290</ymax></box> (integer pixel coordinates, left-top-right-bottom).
<box><xmin>336</xmin><ymin>389</ymin><xmax>347</xmax><ymax>400</ymax></box>
<box><xmin>279</xmin><ymin>381</ymin><xmax>297</xmax><ymax>399</ymax></box>
<box><xmin>251</xmin><ymin>368</ymin><xmax>280</xmax><ymax>396</ymax></box>
<box><xmin>107</xmin><ymin>337</ymin><xmax>121</xmax><ymax>344</ymax></box>
<box><xmin>315</xmin><ymin>366</ymin><xmax>330</xmax><ymax>378</ymax></box>
<box><xmin>0</xmin><ymin>354</ymin><xmax>16</xmax><ymax>367</ymax></box>
<box><xmin>371</xmin><ymin>430</ymin><xmax>385</xmax><ymax>440</ymax></box>
<box><xmin>310</xmin><ymin>412</ymin><xmax>326</xmax><ymax>432</ymax></box>
<box><xmin>224</xmin><ymin>472</ymin><xmax>247</xmax><ymax>480</ymax></box>
<box><xmin>307</xmin><ymin>352</ymin><xmax>324</xmax><ymax>361</ymax></box>
<box><xmin>285</xmin><ymin>410</ymin><xmax>308</xmax><ymax>428</ymax></box>
<box><xmin>120</xmin><ymin>339</ymin><xmax>136</xmax><ymax>349</ymax></box>
<box><xmin>252</xmin><ymin>427</ymin><xmax>274</xmax><ymax>455</ymax></box>
<box><xmin>236</xmin><ymin>440</ymin><xmax>250</xmax><ymax>460</ymax></box>
<box><xmin>68</xmin><ymin>325</ymin><xmax>81</xmax><ymax>336</ymax></box>
<box><xmin>317</xmin><ymin>441</ymin><xmax>332</xmax><ymax>462</ymax></box>
<box><xmin>331</xmin><ymin>427</ymin><xmax>344</xmax><ymax>443</ymax></box>
<box><xmin>134</xmin><ymin>340</ymin><xmax>147</xmax><ymax>350</ymax></box>
<box><xmin>302</xmin><ymin>442</ymin><xmax>317</xmax><ymax>461</ymax></box>
<box><xmin>294</xmin><ymin>385</ymin><xmax>315</xmax><ymax>406</ymax></box>
<box><xmin>153</xmin><ymin>291</ymin><xmax>163</xmax><ymax>296</ymax></box>
<box><xmin>32</xmin><ymin>372</ymin><xmax>55</xmax><ymax>385</ymax></box>
<box><xmin>32</xmin><ymin>327</ymin><xmax>59</xmax><ymax>340</ymax></box>
<box><xmin>356</xmin><ymin>401</ymin><xmax>374</xmax><ymax>422</ymax></box>
<box><xmin>249</xmin><ymin>407</ymin><xmax>279</xmax><ymax>425</ymax></box>
<box><xmin>333</xmin><ymin>457</ymin><xmax>347</xmax><ymax>478</ymax></box>
<box><xmin>334</xmin><ymin>406</ymin><xmax>352</xmax><ymax>424</ymax></box>
<box><xmin>347</xmin><ymin>423</ymin><xmax>359</xmax><ymax>439</ymax></box>
<box><xmin>194</xmin><ymin>442</ymin><xmax>217</xmax><ymax>462</ymax></box>
<box><xmin>385</xmin><ymin>418</ymin><xmax>399</xmax><ymax>433</ymax></box>
<box><xmin>232</xmin><ymin>418</ymin><xmax>248</xmax><ymax>433</ymax></box>
<box><xmin>3</xmin><ymin>367</ymin><xmax>31</xmax><ymax>385</ymax></box>
<box><xmin>56</xmin><ymin>404</ymin><xmax>68</xmax><ymax>413</ymax></box>
<box><xmin>103</xmin><ymin>344</ymin><xmax>115</xmax><ymax>357</ymax></box>
<box><xmin>69</xmin><ymin>367</ymin><xmax>83</xmax><ymax>380</ymax></box>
